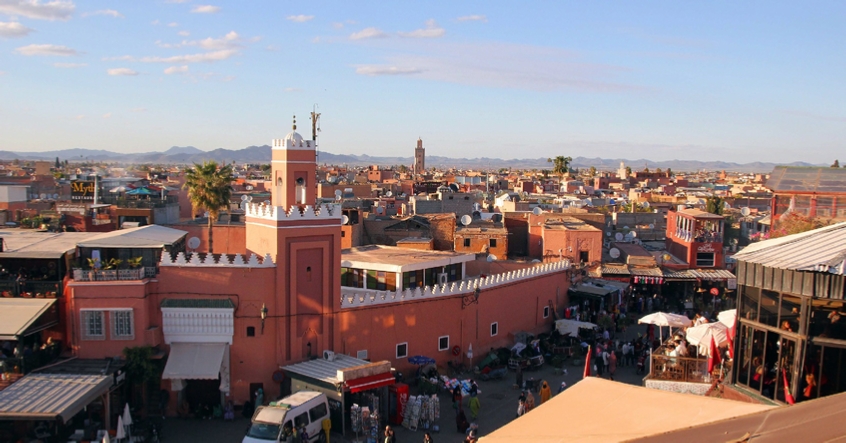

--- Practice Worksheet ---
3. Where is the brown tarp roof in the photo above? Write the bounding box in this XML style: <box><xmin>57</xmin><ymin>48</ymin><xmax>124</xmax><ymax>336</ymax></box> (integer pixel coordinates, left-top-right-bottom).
<box><xmin>628</xmin><ymin>390</ymin><xmax>846</xmax><ymax>443</ymax></box>
<box><xmin>479</xmin><ymin>378</ymin><xmax>773</xmax><ymax>443</ymax></box>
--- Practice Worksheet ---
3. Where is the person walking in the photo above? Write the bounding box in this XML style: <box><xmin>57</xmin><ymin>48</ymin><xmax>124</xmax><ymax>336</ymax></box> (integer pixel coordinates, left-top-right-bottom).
<box><xmin>525</xmin><ymin>389</ymin><xmax>535</xmax><ymax>412</ymax></box>
<box><xmin>516</xmin><ymin>364</ymin><xmax>524</xmax><ymax>389</ymax></box>
<box><xmin>539</xmin><ymin>380</ymin><xmax>551</xmax><ymax>404</ymax></box>
<box><xmin>601</xmin><ymin>348</ymin><xmax>610</xmax><ymax>377</ymax></box>
<box><xmin>452</xmin><ymin>385</ymin><xmax>463</xmax><ymax>410</ymax></box>
<box><xmin>383</xmin><ymin>425</ymin><xmax>396</xmax><ymax>443</ymax></box>
<box><xmin>423</xmin><ymin>432</ymin><xmax>434</xmax><ymax>443</ymax></box>
<box><xmin>593</xmin><ymin>345</ymin><xmax>604</xmax><ymax>377</ymax></box>
<box><xmin>609</xmin><ymin>350</ymin><xmax>618</xmax><ymax>381</ymax></box>
<box><xmin>469</xmin><ymin>392</ymin><xmax>481</xmax><ymax>421</ymax></box>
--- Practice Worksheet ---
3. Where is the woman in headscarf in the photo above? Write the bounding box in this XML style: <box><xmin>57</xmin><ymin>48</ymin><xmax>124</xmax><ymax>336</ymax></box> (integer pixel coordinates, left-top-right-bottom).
<box><xmin>525</xmin><ymin>389</ymin><xmax>535</xmax><ymax>411</ymax></box>
<box><xmin>539</xmin><ymin>380</ymin><xmax>551</xmax><ymax>404</ymax></box>
<box><xmin>469</xmin><ymin>392</ymin><xmax>481</xmax><ymax>420</ymax></box>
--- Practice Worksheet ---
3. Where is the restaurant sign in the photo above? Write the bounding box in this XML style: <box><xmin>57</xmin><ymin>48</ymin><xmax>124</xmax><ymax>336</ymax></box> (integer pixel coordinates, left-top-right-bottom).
<box><xmin>71</xmin><ymin>181</ymin><xmax>97</xmax><ymax>201</ymax></box>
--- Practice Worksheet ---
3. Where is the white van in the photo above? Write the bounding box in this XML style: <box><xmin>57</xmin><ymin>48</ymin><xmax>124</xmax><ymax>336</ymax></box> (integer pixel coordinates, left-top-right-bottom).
<box><xmin>242</xmin><ymin>391</ymin><xmax>330</xmax><ymax>443</ymax></box>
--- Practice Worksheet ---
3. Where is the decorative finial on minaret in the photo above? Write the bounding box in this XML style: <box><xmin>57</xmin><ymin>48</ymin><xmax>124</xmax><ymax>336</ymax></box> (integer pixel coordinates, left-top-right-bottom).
<box><xmin>292</xmin><ymin>115</ymin><xmax>297</xmax><ymax>130</ymax></box>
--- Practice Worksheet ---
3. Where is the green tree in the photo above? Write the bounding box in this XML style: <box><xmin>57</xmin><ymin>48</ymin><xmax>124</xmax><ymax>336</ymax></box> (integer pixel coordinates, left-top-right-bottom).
<box><xmin>655</xmin><ymin>167</ymin><xmax>662</xmax><ymax>174</ymax></box>
<box><xmin>589</xmin><ymin>166</ymin><xmax>597</xmax><ymax>177</ymax></box>
<box><xmin>666</xmin><ymin>168</ymin><xmax>672</xmax><ymax>177</ymax></box>
<box><xmin>183</xmin><ymin>160</ymin><xmax>233</xmax><ymax>254</ymax></box>
<box><xmin>55</xmin><ymin>157</ymin><xmax>60</xmax><ymax>169</ymax></box>
<box><xmin>705</xmin><ymin>196</ymin><xmax>725</xmax><ymax>215</ymax></box>
<box><xmin>833</xmin><ymin>159</ymin><xmax>841</xmax><ymax>168</ymax></box>
<box><xmin>625</xmin><ymin>166</ymin><xmax>632</xmax><ymax>176</ymax></box>
<box><xmin>547</xmin><ymin>156</ymin><xmax>573</xmax><ymax>177</ymax></box>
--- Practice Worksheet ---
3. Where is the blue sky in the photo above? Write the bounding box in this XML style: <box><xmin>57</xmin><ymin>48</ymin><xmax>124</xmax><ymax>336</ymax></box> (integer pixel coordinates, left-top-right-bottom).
<box><xmin>0</xmin><ymin>1</ymin><xmax>843</xmax><ymax>164</ymax></box>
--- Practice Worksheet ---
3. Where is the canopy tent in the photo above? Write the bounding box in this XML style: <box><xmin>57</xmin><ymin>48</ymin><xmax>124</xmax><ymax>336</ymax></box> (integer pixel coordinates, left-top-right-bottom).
<box><xmin>162</xmin><ymin>343</ymin><xmax>226</xmax><ymax>380</ymax></box>
<box><xmin>0</xmin><ymin>298</ymin><xmax>58</xmax><ymax>340</ymax></box>
<box><xmin>0</xmin><ymin>374</ymin><xmax>113</xmax><ymax>422</ymax></box>
<box><xmin>479</xmin><ymin>377</ymin><xmax>774</xmax><ymax>443</ymax></box>
<box><xmin>554</xmin><ymin>319</ymin><xmax>598</xmax><ymax>338</ymax></box>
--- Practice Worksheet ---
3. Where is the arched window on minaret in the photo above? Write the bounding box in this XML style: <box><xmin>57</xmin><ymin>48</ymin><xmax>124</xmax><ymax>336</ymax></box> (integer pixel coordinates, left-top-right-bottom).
<box><xmin>296</xmin><ymin>177</ymin><xmax>306</xmax><ymax>205</ymax></box>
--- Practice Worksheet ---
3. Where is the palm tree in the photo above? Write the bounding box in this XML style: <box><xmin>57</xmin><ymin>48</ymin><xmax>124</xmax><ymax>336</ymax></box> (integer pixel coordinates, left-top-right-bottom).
<box><xmin>183</xmin><ymin>161</ymin><xmax>233</xmax><ymax>254</ymax></box>
<box><xmin>705</xmin><ymin>196</ymin><xmax>725</xmax><ymax>215</ymax></box>
<box><xmin>547</xmin><ymin>156</ymin><xmax>573</xmax><ymax>178</ymax></box>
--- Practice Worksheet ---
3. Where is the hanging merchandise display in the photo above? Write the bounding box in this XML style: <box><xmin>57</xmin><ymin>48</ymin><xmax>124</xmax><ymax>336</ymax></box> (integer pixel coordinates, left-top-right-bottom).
<box><xmin>350</xmin><ymin>404</ymin><xmax>381</xmax><ymax>443</ymax></box>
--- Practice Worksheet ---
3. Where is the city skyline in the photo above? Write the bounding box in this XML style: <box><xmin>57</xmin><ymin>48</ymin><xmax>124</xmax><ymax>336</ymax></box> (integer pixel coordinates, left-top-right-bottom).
<box><xmin>1</xmin><ymin>1</ymin><xmax>844</xmax><ymax>164</ymax></box>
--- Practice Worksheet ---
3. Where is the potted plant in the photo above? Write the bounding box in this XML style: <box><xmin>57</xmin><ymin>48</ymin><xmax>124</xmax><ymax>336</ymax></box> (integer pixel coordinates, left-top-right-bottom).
<box><xmin>125</xmin><ymin>257</ymin><xmax>144</xmax><ymax>279</ymax></box>
<box><xmin>100</xmin><ymin>258</ymin><xmax>122</xmax><ymax>280</ymax></box>
<box><xmin>85</xmin><ymin>258</ymin><xmax>100</xmax><ymax>281</ymax></box>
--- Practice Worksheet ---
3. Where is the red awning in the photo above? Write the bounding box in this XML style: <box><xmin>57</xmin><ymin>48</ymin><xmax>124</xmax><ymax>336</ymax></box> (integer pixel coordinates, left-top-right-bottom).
<box><xmin>345</xmin><ymin>372</ymin><xmax>395</xmax><ymax>393</ymax></box>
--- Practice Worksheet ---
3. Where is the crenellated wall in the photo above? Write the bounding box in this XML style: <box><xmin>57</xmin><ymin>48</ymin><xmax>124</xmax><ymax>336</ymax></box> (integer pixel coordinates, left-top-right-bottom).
<box><xmin>159</xmin><ymin>251</ymin><xmax>275</xmax><ymax>267</ymax></box>
<box><xmin>340</xmin><ymin>259</ymin><xmax>570</xmax><ymax>308</ymax></box>
<box><xmin>244</xmin><ymin>203</ymin><xmax>342</xmax><ymax>222</ymax></box>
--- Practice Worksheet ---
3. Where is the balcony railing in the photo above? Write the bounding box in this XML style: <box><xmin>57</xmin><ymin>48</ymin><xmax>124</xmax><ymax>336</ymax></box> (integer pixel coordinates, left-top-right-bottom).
<box><xmin>0</xmin><ymin>280</ymin><xmax>62</xmax><ymax>298</ymax></box>
<box><xmin>0</xmin><ymin>342</ymin><xmax>62</xmax><ymax>376</ymax></box>
<box><xmin>648</xmin><ymin>347</ymin><xmax>711</xmax><ymax>384</ymax></box>
<box><xmin>72</xmin><ymin>267</ymin><xmax>157</xmax><ymax>282</ymax></box>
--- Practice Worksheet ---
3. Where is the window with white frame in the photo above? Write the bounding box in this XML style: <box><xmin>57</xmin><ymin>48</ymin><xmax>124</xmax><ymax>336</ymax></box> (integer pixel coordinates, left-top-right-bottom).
<box><xmin>490</xmin><ymin>322</ymin><xmax>498</xmax><ymax>337</ymax></box>
<box><xmin>110</xmin><ymin>310</ymin><xmax>134</xmax><ymax>339</ymax></box>
<box><xmin>543</xmin><ymin>306</ymin><xmax>550</xmax><ymax>319</ymax></box>
<box><xmin>81</xmin><ymin>310</ymin><xmax>105</xmax><ymax>340</ymax></box>
<box><xmin>396</xmin><ymin>342</ymin><xmax>408</xmax><ymax>359</ymax></box>
<box><xmin>438</xmin><ymin>336</ymin><xmax>449</xmax><ymax>351</ymax></box>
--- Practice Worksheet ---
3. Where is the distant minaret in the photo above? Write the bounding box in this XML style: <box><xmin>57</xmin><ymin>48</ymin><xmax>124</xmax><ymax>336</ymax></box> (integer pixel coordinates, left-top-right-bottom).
<box><xmin>414</xmin><ymin>138</ymin><xmax>425</xmax><ymax>175</ymax></box>
<box><xmin>618</xmin><ymin>161</ymin><xmax>628</xmax><ymax>180</ymax></box>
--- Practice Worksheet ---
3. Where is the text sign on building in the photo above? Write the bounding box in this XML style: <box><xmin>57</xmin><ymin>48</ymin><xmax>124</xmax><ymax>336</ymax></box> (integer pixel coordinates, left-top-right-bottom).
<box><xmin>71</xmin><ymin>181</ymin><xmax>97</xmax><ymax>201</ymax></box>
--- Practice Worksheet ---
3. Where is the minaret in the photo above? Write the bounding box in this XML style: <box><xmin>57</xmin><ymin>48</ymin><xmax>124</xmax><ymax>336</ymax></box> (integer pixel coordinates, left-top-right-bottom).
<box><xmin>414</xmin><ymin>138</ymin><xmax>425</xmax><ymax>175</ymax></box>
<box><xmin>270</xmin><ymin>116</ymin><xmax>316</xmax><ymax>209</ymax></box>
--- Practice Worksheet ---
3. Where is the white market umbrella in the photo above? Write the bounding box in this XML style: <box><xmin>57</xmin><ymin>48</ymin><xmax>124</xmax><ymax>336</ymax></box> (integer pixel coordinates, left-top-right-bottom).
<box><xmin>109</xmin><ymin>186</ymin><xmax>128</xmax><ymax>194</ymax></box>
<box><xmin>122</xmin><ymin>403</ymin><xmax>133</xmax><ymax>427</ymax></box>
<box><xmin>686</xmin><ymin>322</ymin><xmax>729</xmax><ymax>356</ymax></box>
<box><xmin>638</xmin><ymin>312</ymin><xmax>692</xmax><ymax>342</ymax></box>
<box><xmin>115</xmin><ymin>415</ymin><xmax>125</xmax><ymax>441</ymax></box>
<box><xmin>717</xmin><ymin>309</ymin><xmax>737</xmax><ymax>330</ymax></box>
<box><xmin>102</xmin><ymin>432</ymin><xmax>111</xmax><ymax>443</ymax></box>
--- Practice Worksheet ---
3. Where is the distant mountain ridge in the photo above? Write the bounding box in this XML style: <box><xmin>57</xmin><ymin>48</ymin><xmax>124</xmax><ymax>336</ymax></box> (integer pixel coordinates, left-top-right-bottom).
<box><xmin>0</xmin><ymin>146</ymin><xmax>821</xmax><ymax>173</ymax></box>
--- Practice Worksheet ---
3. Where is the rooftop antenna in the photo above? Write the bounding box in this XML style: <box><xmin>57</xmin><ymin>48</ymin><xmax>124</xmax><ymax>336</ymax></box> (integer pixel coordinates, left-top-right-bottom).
<box><xmin>311</xmin><ymin>104</ymin><xmax>321</xmax><ymax>161</ymax></box>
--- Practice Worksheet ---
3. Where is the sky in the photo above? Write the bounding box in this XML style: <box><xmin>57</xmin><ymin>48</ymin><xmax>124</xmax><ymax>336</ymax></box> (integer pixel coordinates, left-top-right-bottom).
<box><xmin>0</xmin><ymin>1</ymin><xmax>844</xmax><ymax>164</ymax></box>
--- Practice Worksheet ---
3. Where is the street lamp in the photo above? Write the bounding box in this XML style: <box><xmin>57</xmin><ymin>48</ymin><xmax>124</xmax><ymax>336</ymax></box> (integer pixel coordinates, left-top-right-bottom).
<box><xmin>260</xmin><ymin>303</ymin><xmax>268</xmax><ymax>334</ymax></box>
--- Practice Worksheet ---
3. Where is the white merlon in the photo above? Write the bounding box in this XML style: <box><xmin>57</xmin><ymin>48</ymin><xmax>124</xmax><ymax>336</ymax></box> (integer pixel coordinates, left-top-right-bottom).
<box><xmin>340</xmin><ymin>259</ymin><xmax>570</xmax><ymax>308</ymax></box>
<box><xmin>245</xmin><ymin>202</ymin><xmax>342</xmax><ymax>221</ymax></box>
<box><xmin>160</xmin><ymin>252</ymin><xmax>275</xmax><ymax>268</ymax></box>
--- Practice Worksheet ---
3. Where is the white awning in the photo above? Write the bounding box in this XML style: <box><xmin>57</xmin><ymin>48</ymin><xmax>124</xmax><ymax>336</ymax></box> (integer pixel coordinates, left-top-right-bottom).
<box><xmin>0</xmin><ymin>298</ymin><xmax>58</xmax><ymax>340</ymax></box>
<box><xmin>162</xmin><ymin>343</ymin><xmax>226</xmax><ymax>380</ymax></box>
<box><xmin>0</xmin><ymin>374</ymin><xmax>113</xmax><ymax>422</ymax></box>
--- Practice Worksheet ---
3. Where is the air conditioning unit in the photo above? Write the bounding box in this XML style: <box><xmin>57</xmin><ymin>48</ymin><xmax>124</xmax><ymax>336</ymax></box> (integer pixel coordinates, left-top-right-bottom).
<box><xmin>437</xmin><ymin>273</ymin><xmax>448</xmax><ymax>285</ymax></box>
<box><xmin>323</xmin><ymin>350</ymin><xmax>335</xmax><ymax>361</ymax></box>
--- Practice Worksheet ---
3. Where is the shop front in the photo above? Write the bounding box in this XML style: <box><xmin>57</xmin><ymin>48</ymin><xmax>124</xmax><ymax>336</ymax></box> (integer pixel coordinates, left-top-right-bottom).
<box><xmin>283</xmin><ymin>354</ymin><xmax>395</xmax><ymax>437</ymax></box>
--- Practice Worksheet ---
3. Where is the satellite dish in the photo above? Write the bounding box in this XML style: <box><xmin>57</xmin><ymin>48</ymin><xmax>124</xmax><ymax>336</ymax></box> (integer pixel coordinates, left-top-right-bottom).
<box><xmin>724</xmin><ymin>201</ymin><xmax>731</xmax><ymax>209</ymax></box>
<box><xmin>623</xmin><ymin>226</ymin><xmax>630</xmax><ymax>230</ymax></box>
<box><xmin>740</xmin><ymin>207</ymin><xmax>751</xmax><ymax>217</ymax></box>
<box><xmin>487</xmin><ymin>254</ymin><xmax>498</xmax><ymax>262</ymax></box>
<box><xmin>460</xmin><ymin>215</ymin><xmax>472</xmax><ymax>226</ymax></box>
<box><xmin>241</xmin><ymin>195</ymin><xmax>249</xmax><ymax>202</ymax></box>
<box><xmin>648</xmin><ymin>223</ymin><xmax>655</xmax><ymax>230</ymax></box>
<box><xmin>609</xmin><ymin>248</ymin><xmax>621</xmax><ymax>259</ymax></box>
<box><xmin>449</xmin><ymin>183</ymin><xmax>460</xmax><ymax>192</ymax></box>
<box><xmin>341</xmin><ymin>215</ymin><xmax>349</xmax><ymax>225</ymax></box>
<box><xmin>662</xmin><ymin>253</ymin><xmax>672</xmax><ymax>262</ymax></box>
<box><xmin>246</xmin><ymin>185</ymin><xmax>254</xmax><ymax>191</ymax></box>
<box><xmin>606</xmin><ymin>231</ymin><xmax>611</xmax><ymax>237</ymax></box>
<box><xmin>335</xmin><ymin>189</ymin><xmax>343</xmax><ymax>197</ymax></box>
<box><xmin>642</xmin><ymin>201</ymin><xmax>650</xmax><ymax>208</ymax></box>
<box><xmin>630</xmin><ymin>230</ymin><xmax>638</xmax><ymax>238</ymax></box>
<box><xmin>492</xmin><ymin>213</ymin><xmax>503</xmax><ymax>223</ymax></box>
<box><xmin>614</xmin><ymin>232</ymin><xmax>624</xmax><ymax>241</ymax></box>
<box><xmin>187</xmin><ymin>237</ymin><xmax>201</xmax><ymax>250</ymax></box>
<box><xmin>385</xmin><ymin>191</ymin><xmax>393</xmax><ymax>197</ymax></box>
<box><xmin>52</xmin><ymin>193</ymin><xmax>58</xmax><ymax>199</ymax></box>
<box><xmin>532</xmin><ymin>207</ymin><xmax>543</xmax><ymax>215</ymax></box>
<box><xmin>246</xmin><ymin>196</ymin><xmax>253</xmax><ymax>202</ymax></box>
<box><xmin>39</xmin><ymin>193</ymin><xmax>46</xmax><ymax>199</ymax></box>
<box><xmin>531</xmin><ymin>259</ymin><xmax>541</xmax><ymax>263</ymax></box>
<box><xmin>264</xmin><ymin>200</ymin><xmax>270</xmax><ymax>204</ymax></box>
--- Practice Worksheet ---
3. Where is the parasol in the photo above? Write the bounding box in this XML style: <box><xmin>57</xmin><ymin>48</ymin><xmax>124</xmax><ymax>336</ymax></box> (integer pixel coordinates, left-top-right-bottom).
<box><xmin>638</xmin><ymin>312</ymin><xmax>692</xmax><ymax>342</ymax></box>
<box><xmin>126</xmin><ymin>187</ymin><xmax>155</xmax><ymax>195</ymax></box>
<box><xmin>555</xmin><ymin>319</ymin><xmax>598</xmax><ymax>338</ymax></box>
<box><xmin>717</xmin><ymin>309</ymin><xmax>736</xmax><ymax>330</ymax></box>
<box><xmin>686</xmin><ymin>322</ymin><xmax>729</xmax><ymax>355</ymax></box>
<box><xmin>407</xmin><ymin>355</ymin><xmax>436</xmax><ymax>365</ymax></box>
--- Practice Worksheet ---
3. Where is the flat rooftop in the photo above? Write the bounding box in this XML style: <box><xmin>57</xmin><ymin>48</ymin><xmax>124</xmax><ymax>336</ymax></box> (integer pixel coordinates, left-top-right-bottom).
<box><xmin>675</xmin><ymin>208</ymin><xmax>725</xmax><ymax>220</ymax></box>
<box><xmin>543</xmin><ymin>216</ymin><xmax>601</xmax><ymax>231</ymax></box>
<box><xmin>0</xmin><ymin>225</ymin><xmax>188</xmax><ymax>259</ymax></box>
<box><xmin>341</xmin><ymin>245</ymin><xmax>475</xmax><ymax>273</ymax></box>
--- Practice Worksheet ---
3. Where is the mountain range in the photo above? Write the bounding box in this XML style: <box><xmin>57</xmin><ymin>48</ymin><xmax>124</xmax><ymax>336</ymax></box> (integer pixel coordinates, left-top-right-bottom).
<box><xmin>0</xmin><ymin>146</ymin><xmax>821</xmax><ymax>173</ymax></box>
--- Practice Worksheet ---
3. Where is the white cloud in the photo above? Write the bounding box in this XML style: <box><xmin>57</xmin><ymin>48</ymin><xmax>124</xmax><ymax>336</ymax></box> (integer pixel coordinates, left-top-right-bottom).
<box><xmin>331</xmin><ymin>22</ymin><xmax>343</xmax><ymax>29</ymax></box>
<box><xmin>165</xmin><ymin>0</ymin><xmax>189</xmax><ymax>3</ymax></box>
<box><xmin>156</xmin><ymin>31</ymin><xmax>241</xmax><ymax>50</ymax></box>
<box><xmin>286</xmin><ymin>14</ymin><xmax>313</xmax><ymax>23</ymax></box>
<box><xmin>177</xmin><ymin>30</ymin><xmax>189</xmax><ymax>36</ymax></box>
<box><xmin>0</xmin><ymin>22</ymin><xmax>33</xmax><ymax>38</ymax></box>
<box><xmin>15</xmin><ymin>43</ymin><xmax>77</xmax><ymax>56</ymax></box>
<box><xmin>355</xmin><ymin>65</ymin><xmax>424</xmax><ymax>76</ymax></box>
<box><xmin>0</xmin><ymin>0</ymin><xmax>74</xmax><ymax>21</ymax></box>
<box><xmin>82</xmin><ymin>9</ymin><xmax>122</xmax><ymax>18</ymax></box>
<box><xmin>265</xmin><ymin>44</ymin><xmax>279</xmax><ymax>51</ymax></box>
<box><xmin>140</xmin><ymin>48</ymin><xmax>238</xmax><ymax>63</ymax></box>
<box><xmin>72</xmin><ymin>114</ymin><xmax>84</xmax><ymax>119</ymax></box>
<box><xmin>167</xmin><ymin>22</ymin><xmax>177</xmax><ymax>27</ymax></box>
<box><xmin>102</xmin><ymin>112</ymin><xmax>111</xmax><ymax>118</ymax></box>
<box><xmin>398</xmin><ymin>19</ymin><xmax>445</xmax><ymax>38</ymax></box>
<box><xmin>349</xmin><ymin>27</ymin><xmax>387</xmax><ymax>40</ymax></box>
<box><xmin>107</xmin><ymin>67</ymin><xmax>138</xmax><ymax>76</ymax></box>
<box><xmin>164</xmin><ymin>65</ymin><xmax>188</xmax><ymax>74</ymax></box>
<box><xmin>53</xmin><ymin>61</ymin><xmax>85</xmax><ymax>67</ymax></box>
<box><xmin>130</xmin><ymin>107</ymin><xmax>146</xmax><ymax>112</ymax></box>
<box><xmin>191</xmin><ymin>5</ymin><xmax>220</xmax><ymax>14</ymax></box>
<box><xmin>0</xmin><ymin>20</ymin><xmax>32</xmax><ymax>37</ymax></box>
<box><xmin>456</xmin><ymin>15</ymin><xmax>487</xmax><ymax>22</ymax></box>
<box><xmin>150</xmin><ymin>19</ymin><xmax>159</xmax><ymax>25</ymax></box>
